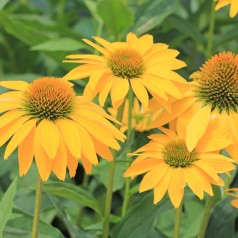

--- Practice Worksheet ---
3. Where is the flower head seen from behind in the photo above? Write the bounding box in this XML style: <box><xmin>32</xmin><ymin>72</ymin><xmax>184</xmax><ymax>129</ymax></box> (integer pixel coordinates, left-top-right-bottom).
<box><xmin>226</xmin><ymin>188</ymin><xmax>238</xmax><ymax>208</ymax></box>
<box><xmin>64</xmin><ymin>33</ymin><xmax>186</xmax><ymax>109</ymax></box>
<box><xmin>108</xmin><ymin>98</ymin><xmax>159</xmax><ymax>133</ymax></box>
<box><xmin>215</xmin><ymin>0</ymin><xmax>238</xmax><ymax>17</ymax></box>
<box><xmin>124</xmin><ymin>124</ymin><xmax>234</xmax><ymax>208</ymax></box>
<box><xmin>0</xmin><ymin>77</ymin><xmax>125</xmax><ymax>181</ymax></box>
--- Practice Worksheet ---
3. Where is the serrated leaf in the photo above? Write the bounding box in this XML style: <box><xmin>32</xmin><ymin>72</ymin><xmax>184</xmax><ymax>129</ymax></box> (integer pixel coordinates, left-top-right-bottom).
<box><xmin>0</xmin><ymin>177</ymin><xmax>18</xmax><ymax>237</ymax></box>
<box><xmin>111</xmin><ymin>193</ymin><xmax>172</xmax><ymax>238</ymax></box>
<box><xmin>43</xmin><ymin>182</ymin><xmax>102</xmax><ymax>216</ymax></box>
<box><xmin>31</xmin><ymin>38</ymin><xmax>87</xmax><ymax>52</ymax></box>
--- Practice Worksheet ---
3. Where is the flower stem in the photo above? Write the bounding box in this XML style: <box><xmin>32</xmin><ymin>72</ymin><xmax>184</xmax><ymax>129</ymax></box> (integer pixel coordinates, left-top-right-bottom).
<box><xmin>121</xmin><ymin>89</ymin><xmax>134</xmax><ymax>216</ymax></box>
<box><xmin>197</xmin><ymin>186</ymin><xmax>219</xmax><ymax>238</ymax></box>
<box><xmin>206</xmin><ymin>1</ymin><xmax>216</xmax><ymax>59</ymax></box>
<box><xmin>32</xmin><ymin>173</ymin><xmax>43</xmax><ymax>238</ymax></box>
<box><xmin>173</xmin><ymin>203</ymin><xmax>183</xmax><ymax>238</ymax></box>
<box><xmin>103</xmin><ymin>100</ymin><xmax>126</xmax><ymax>238</ymax></box>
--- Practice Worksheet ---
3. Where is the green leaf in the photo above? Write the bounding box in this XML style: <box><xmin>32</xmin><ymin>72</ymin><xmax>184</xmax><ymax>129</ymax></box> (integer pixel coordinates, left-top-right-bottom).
<box><xmin>111</xmin><ymin>193</ymin><xmax>172</xmax><ymax>238</ymax></box>
<box><xmin>167</xmin><ymin>15</ymin><xmax>205</xmax><ymax>49</ymax></box>
<box><xmin>0</xmin><ymin>0</ymin><xmax>10</xmax><ymax>10</ymax></box>
<box><xmin>130</xmin><ymin>0</ymin><xmax>176</xmax><ymax>35</ymax></box>
<box><xmin>0</xmin><ymin>177</ymin><xmax>18</xmax><ymax>237</ymax></box>
<box><xmin>43</xmin><ymin>182</ymin><xmax>102</xmax><ymax>216</ymax></box>
<box><xmin>0</xmin><ymin>11</ymin><xmax>48</xmax><ymax>46</ymax></box>
<box><xmin>205</xmin><ymin>196</ymin><xmax>237</xmax><ymax>238</ymax></box>
<box><xmin>31</xmin><ymin>38</ymin><xmax>87</xmax><ymax>52</ymax></box>
<box><xmin>97</xmin><ymin>0</ymin><xmax>133</xmax><ymax>39</ymax></box>
<box><xmin>5</xmin><ymin>208</ymin><xmax>64</xmax><ymax>238</ymax></box>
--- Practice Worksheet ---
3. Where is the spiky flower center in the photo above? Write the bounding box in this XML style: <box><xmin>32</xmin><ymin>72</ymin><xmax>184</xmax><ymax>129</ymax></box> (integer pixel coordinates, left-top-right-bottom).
<box><xmin>162</xmin><ymin>139</ymin><xmax>199</xmax><ymax>168</ymax></box>
<box><xmin>23</xmin><ymin>77</ymin><xmax>75</xmax><ymax>121</ymax></box>
<box><xmin>196</xmin><ymin>52</ymin><xmax>238</xmax><ymax>113</ymax></box>
<box><xmin>108</xmin><ymin>47</ymin><xmax>145</xmax><ymax>79</ymax></box>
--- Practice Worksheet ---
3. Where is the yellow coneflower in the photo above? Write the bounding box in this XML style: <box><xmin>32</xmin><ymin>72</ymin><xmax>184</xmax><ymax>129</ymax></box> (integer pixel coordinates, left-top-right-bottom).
<box><xmin>107</xmin><ymin>98</ymin><xmax>159</xmax><ymax>133</ymax></box>
<box><xmin>124</xmin><ymin>124</ymin><xmax>234</xmax><ymax>208</ymax></box>
<box><xmin>63</xmin><ymin>33</ymin><xmax>186</xmax><ymax>109</ymax></box>
<box><xmin>215</xmin><ymin>0</ymin><xmax>238</xmax><ymax>17</ymax></box>
<box><xmin>151</xmin><ymin>52</ymin><xmax>238</xmax><ymax>157</ymax></box>
<box><xmin>0</xmin><ymin>77</ymin><xmax>125</xmax><ymax>181</ymax></box>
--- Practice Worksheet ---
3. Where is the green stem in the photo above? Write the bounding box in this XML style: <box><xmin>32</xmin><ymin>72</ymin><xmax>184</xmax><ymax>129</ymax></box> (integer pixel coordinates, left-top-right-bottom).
<box><xmin>197</xmin><ymin>186</ymin><xmax>219</xmax><ymax>238</ymax></box>
<box><xmin>121</xmin><ymin>89</ymin><xmax>134</xmax><ymax>216</ymax></box>
<box><xmin>32</xmin><ymin>173</ymin><xmax>43</xmax><ymax>238</ymax></box>
<box><xmin>206</xmin><ymin>1</ymin><xmax>216</xmax><ymax>59</ymax></box>
<box><xmin>173</xmin><ymin>203</ymin><xmax>183</xmax><ymax>238</ymax></box>
<box><xmin>103</xmin><ymin>100</ymin><xmax>126</xmax><ymax>238</ymax></box>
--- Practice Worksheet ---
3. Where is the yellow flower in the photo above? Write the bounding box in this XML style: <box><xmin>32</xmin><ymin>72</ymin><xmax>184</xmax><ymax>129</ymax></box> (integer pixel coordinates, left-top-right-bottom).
<box><xmin>124</xmin><ymin>124</ymin><xmax>234</xmax><ymax>208</ymax></box>
<box><xmin>0</xmin><ymin>77</ymin><xmax>125</xmax><ymax>181</ymax></box>
<box><xmin>215</xmin><ymin>0</ymin><xmax>238</xmax><ymax>17</ymax></box>
<box><xmin>63</xmin><ymin>33</ymin><xmax>186</xmax><ymax>109</ymax></box>
<box><xmin>151</xmin><ymin>52</ymin><xmax>238</xmax><ymax>156</ymax></box>
<box><xmin>107</xmin><ymin>98</ymin><xmax>159</xmax><ymax>133</ymax></box>
<box><xmin>226</xmin><ymin>188</ymin><xmax>238</xmax><ymax>208</ymax></box>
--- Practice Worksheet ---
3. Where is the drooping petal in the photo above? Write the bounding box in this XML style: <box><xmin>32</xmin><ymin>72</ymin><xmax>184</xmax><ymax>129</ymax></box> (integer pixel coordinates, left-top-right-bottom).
<box><xmin>0</xmin><ymin>81</ymin><xmax>29</xmax><ymax>91</ymax></box>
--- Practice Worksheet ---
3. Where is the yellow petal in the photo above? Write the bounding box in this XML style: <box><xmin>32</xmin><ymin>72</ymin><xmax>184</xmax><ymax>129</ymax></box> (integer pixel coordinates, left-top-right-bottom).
<box><xmin>184</xmin><ymin>166</ymin><xmax>204</xmax><ymax>199</ymax></box>
<box><xmin>5</xmin><ymin>118</ymin><xmax>37</xmax><ymax>159</ymax></box>
<box><xmin>139</xmin><ymin>163</ymin><xmax>169</xmax><ymax>192</ymax></box>
<box><xmin>0</xmin><ymin>110</ymin><xmax>26</xmax><ymax>129</ymax></box>
<box><xmin>66</xmin><ymin>149</ymin><xmax>78</xmax><ymax>178</ymax></box>
<box><xmin>52</xmin><ymin>135</ymin><xmax>67</xmax><ymax>180</ymax></box>
<box><xmin>130</xmin><ymin>79</ymin><xmax>149</xmax><ymax>108</ymax></box>
<box><xmin>110</xmin><ymin>78</ymin><xmax>129</xmax><ymax>108</ymax></box>
<box><xmin>18</xmin><ymin>125</ymin><xmax>36</xmax><ymax>176</ymax></box>
<box><xmin>0</xmin><ymin>81</ymin><xmax>29</xmax><ymax>91</ymax></box>
<box><xmin>56</xmin><ymin>119</ymin><xmax>81</xmax><ymax>158</ymax></box>
<box><xmin>186</xmin><ymin>106</ymin><xmax>211</xmax><ymax>151</ymax></box>
<box><xmin>0</xmin><ymin>116</ymin><xmax>29</xmax><ymax>148</ymax></box>
<box><xmin>230</xmin><ymin>0</ymin><xmax>238</xmax><ymax>17</ymax></box>
<box><xmin>124</xmin><ymin>158</ymin><xmax>161</xmax><ymax>177</ymax></box>
<box><xmin>81</xmin><ymin>155</ymin><xmax>93</xmax><ymax>174</ymax></box>
<box><xmin>153</xmin><ymin>167</ymin><xmax>172</xmax><ymax>204</ymax></box>
<box><xmin>36</xmin><ymin>120</ymin><xmax>60</xmax><ymax>159</ymax></box>
<box><xmin>99</xmin><ymin>76</ymin><xmax>114</xmax><ymax>106</ymax></box>
<box><xmin>168</xmin><ymin>168</ymin><xmax>185</xmax><ymax>208</ymax></box>
<box><xmin>82</xmin><ymin>39</ymin><xmax>108</xmax><ymax>55</ymax></box>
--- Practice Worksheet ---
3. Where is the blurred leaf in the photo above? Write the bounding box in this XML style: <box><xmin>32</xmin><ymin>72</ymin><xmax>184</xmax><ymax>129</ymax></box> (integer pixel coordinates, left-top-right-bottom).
<box><xmin>130</xmin><ymin>0</ymin><xmax>176</xmax><ymax>35</ymax></box>
<box><xmin>97</xmin><ymin>0</ymin><xmax>133</xmax><ymax>39</ymax></box>
<box><xmin>31</xmin><ymin>38</ymin><xmax>87</xmax><ymax>52</ymax></box>
<box><xmin>0</xmin><ymin>11</ymin><xmax>48</xmax><ymax>46</ymax></box>
<box><xmin>43</xmin><ymin>182</ymin><xmax>102</xmax><ymax>216</ymax></box>
<box><xmin>0</xmin><ymin>0</ymin><xmax>10</xmax><ymax>10</ymax></box>
<box><xmin>5</xmin><ymin>208</ymin><xmax>64</xmax><ymax>238</ymax></box>
<box><xmin>0</xmin><ymin>177</ymin><xmax>18</xmax><ymax>237</ymax></box>
<box><xmin>167</xmin><ymin>15</ymin><xmax>205</xmax><ymax>49</ymax></box>
<box><xmin>111</xmin><ymin>193</ymin><xmax>172</xmax><ymax>238</ymax></box>
<box><xmin>205</xmin><ymin>196</ymin><xmax>237</xmax><ymax>238</ymax></box>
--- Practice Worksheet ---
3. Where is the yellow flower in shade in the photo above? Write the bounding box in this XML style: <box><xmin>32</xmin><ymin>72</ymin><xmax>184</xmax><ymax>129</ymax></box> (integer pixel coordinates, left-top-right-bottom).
<box><xmin>63</xmin><ymin>33</ymin><xmax>186</xmax><ymax>109</ymax></box>
<box><xmin>124</xmin><ymin>124</ymin><xmax>235</xmax><ymax>208</ymax></box>
<box><xmin>151</xmin><ymin>52</ymin><xmax>238</xmax><ymax>156</ymax></box>
<box><xmin>0</xmin><ymin>77</ymin><xmax>125</xmax><ymax>181</ymax></box>
<box><xmin>215</xmin><ymin>0</ymin><xmax>238</xmax><ymax>17</ymax></box>
<box><xmin>226</xmin><ymin>188</ymin><xmax>238</xmax><ymax>208</ymax></box>
<box><xmin>107</xmin><ymin>98</ymin><xmax>160</xmax><ymax>133</ymax></box>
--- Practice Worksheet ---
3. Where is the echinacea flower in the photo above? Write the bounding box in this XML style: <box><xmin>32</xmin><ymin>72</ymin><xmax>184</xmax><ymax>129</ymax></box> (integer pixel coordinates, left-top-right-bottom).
<box><xmin>63</xmin><ymin>33</ymin><xmax>186</xmax><ymax>109</ymax></box>
<box><xmin>215</xmin><ymin>0</ymin><xmax>238</xmax><ymax>17</ymax></box>
<box><xmin>0</xmin><ymin>77</ymin><xmax>125</xmax><ymax>181</ymax></box>
<box><xmin>107</xmin><ymin>98</ymin><xmax>159</xmax><ymax>133</ymax></box>
<box><xmin>151</xmin><ymin>52</ymin><xmax>238</xmax><ymax>156</ymax></box>
<box><xmin>226</xmin><ymin>188</ymin><xmax>238</xmax><ymax>208</ymax></box>
<box><xmin>124</xmin><ymin>124</ymin><xmax>234</xmax><ymax>208</ymax></box>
